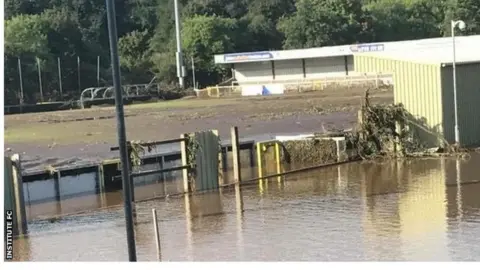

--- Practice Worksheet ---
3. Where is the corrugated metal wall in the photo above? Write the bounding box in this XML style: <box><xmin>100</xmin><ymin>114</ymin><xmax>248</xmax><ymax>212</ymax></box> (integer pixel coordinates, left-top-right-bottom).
<box><xmin>345</xmin><ymin>55</ymin><xmax>355</xmax><ymax>75</ymax></box>
<box><xmin>274</xmin><ymin>59</ymin><xmax>304</xmax><ymax>81</ymax></box>
<box><xmin>305</xmin><ymin>56</ymin><xmax>346</xmax><ymax>78</ymax></box>
<box><xmin>194</xmin><ymin>130</ymin><xmax>220</xmax><ymax>191</ymax></box>
<box><xmin>441</xmin><ymin>63</ymin><xmax>480</xmax><ymax>147</ymax></box>
<box><xmin>394</xmin><ymin>60</ymin><xmax>444</xmax><ymax>147</ymax></box>
<box><xmin>234</xmin><ymin>61</ymin><xmax>273</xmax><ymax>83</ymax></box>
<box><xmin>355</xmin><ymin>55</ymin><xmax>444</xmax><ymax>147</ymax></box>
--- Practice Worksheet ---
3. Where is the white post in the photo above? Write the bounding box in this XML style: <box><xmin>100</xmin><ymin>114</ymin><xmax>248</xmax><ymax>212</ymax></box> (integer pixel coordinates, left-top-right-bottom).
<box><xmin>452</xmin><ymin>21</ymin><xmax>459</xmax><ymax>145</ymax></box>
<box><xmin>152</xmin><ymin>208</ymin><xmax>162</xmax><ymax>261</ymax></box>
<box><xmin>192</xmin><ymin>56</ymin><xmax>196</xmax><ymax>89</ymax></box>
<box><xmin>451</xmin><ymin>20</ymin><xmax>465</xmax><ymax>146</ymax></box>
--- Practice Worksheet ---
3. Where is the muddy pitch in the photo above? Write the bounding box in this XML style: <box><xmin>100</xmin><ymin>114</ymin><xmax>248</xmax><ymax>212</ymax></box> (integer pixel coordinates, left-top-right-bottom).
<box><xmin>4</xmin><ymin>87</ymin><xmax>393</xmax><ymax>172</ymax></box>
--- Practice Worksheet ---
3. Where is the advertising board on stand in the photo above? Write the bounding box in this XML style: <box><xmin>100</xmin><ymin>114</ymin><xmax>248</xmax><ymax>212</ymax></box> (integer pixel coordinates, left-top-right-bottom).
<box><xmin>224</xmin><ymin>52</ymin><xmax>274</xmax><ymax>63</ymax></box>
<box><xmin>350</xmin><ymin>44</ymin><xmax>385</xmax><ymax>53</ymax></box>
<box><xmin>241</xmin><ymin>84</ymin><xmax>285</xmax><ymax>96</ymax></box>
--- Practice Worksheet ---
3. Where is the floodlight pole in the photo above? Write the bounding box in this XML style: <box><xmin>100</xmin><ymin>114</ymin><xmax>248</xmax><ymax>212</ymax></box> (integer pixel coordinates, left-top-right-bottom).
<box><xmin>174</xmin><ymin>0</ymin><xmax>185</xmax><ymax>88</ymax></box>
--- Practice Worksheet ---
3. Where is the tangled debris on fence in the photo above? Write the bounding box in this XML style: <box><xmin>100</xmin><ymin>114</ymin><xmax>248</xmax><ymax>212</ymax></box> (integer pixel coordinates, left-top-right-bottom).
<box><xmin>45</xmin><ymin>164</ymin><xmax>58</xmax><ymax>176</ymax></box>
<box><xmin>345</xmin><ymin>89</ymin><xmax>465</xmax><ymax>159</ymax></box>
<box><xmin>280</xmin><ymin>139</ymin><xmax>338</xmax><ymax>165</ymax></box>
<box><xmin>129</xmin><ymin>140</ymin><xmax>157</xmax><ymax>169</ymax></box>
<box><xmin>186</xmin><ymin>134</ymin><xmax>200</xmax><ymax>190</ymax></box>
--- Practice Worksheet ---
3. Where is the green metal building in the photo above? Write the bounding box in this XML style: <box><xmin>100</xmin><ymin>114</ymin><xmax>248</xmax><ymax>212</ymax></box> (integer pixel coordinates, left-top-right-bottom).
<box><xmin>354</xmin><ymin>47</ymin><xmax>480</xmax><ymax>148</ymax></box>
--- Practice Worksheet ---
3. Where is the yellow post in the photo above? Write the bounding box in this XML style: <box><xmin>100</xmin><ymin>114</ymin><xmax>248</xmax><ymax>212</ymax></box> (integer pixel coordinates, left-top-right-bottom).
<box><xmin>256</xmin><ymin>142</ymin><xmax>263</xmax><ymax>179</ymax></box>
<box><xmin>256</xmin><ymin>142</ymin><xmax>264</xmax><ymax>192</ymax></box>
<box><xmin>275</xmin><ymin>141</ymin><xmax>282</xmax><ymax>183</ymax></box>
<box><xmin>180</xmin><ymin>133</ymin><xmax>190</xmax><ymax>193</ymax></box>
<box><xmin>275</xmin><ymin>142</ymin><xmax>281</xmax><ymax>172</ymax></box>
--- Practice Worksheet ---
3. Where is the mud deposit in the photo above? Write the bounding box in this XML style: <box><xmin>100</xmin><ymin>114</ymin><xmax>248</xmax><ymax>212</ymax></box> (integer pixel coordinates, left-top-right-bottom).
<box><xmin>5</xmin><ymin>87</ymin><xmax>392</xmax><ymax>172</ymax></box>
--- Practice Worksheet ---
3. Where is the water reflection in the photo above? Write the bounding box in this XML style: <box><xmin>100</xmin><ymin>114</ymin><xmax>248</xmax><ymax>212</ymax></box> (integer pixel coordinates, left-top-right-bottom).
<box><xmin>11</xmin><ymin>153</ymin><xmax>480</xmax><ymax>261</ymax></box>
<box><xmin>235</xmin><ymin>184</ymin><xmax>245</xmax><ymax>259</ymax></box>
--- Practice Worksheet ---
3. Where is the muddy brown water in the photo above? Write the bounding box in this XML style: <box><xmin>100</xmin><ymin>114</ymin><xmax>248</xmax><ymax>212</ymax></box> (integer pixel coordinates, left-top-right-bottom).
<box><xmin>12</xmin><ymin>153</ymin><xmax>480</xmax><ymax>261</ymax></box>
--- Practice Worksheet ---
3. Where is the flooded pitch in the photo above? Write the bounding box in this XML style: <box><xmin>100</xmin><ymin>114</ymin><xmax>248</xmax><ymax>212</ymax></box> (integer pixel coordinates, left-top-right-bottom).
<box><xmin>12</xmin><ymin>153</ymin><xmax>480</xmax><ymax>261</ymax></box>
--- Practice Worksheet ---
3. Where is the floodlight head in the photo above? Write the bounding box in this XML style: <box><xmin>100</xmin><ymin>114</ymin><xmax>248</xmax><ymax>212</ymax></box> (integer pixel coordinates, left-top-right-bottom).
<box><xmin>453</xmin><ymin>20</ymin><xmax>466</xmax><ymax>30</ymax></box>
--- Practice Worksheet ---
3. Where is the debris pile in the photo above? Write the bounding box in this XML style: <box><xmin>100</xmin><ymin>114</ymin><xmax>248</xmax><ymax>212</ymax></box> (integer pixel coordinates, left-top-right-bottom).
<box><xmin>281</xmin><ymin>138</ymin><xmax>338</xmax><ymax>165</ymax></box>
<box><xmin>346</xmin><ymin>89</ymin><xmax>463</xmax><ymax>159</ymax></box>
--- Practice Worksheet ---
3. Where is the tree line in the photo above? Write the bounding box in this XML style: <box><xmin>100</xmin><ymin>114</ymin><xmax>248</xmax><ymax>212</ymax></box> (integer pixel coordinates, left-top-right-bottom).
<box><xmin>4</xmin><ymin>0</ymin><xmax>480</xmax><ymax>105</ymax></box>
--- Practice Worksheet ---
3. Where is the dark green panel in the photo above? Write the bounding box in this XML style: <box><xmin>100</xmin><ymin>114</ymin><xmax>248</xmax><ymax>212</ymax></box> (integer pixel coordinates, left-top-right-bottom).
<box><xmin>194</xmin><ymin>131</ymin><xmax>219</xmax><ymax>191</ymax></box>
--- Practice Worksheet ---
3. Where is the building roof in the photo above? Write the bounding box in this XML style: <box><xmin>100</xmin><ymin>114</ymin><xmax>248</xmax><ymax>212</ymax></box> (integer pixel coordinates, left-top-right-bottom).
<box><xmin>214</xmin><ymin>34</ymin><xmax>480</xmax><ymax>65</ymax></box>
<box><xmin>358</xmin><ymin>35</ymin><xmax>480</xmax><ymax>65</ymax></box>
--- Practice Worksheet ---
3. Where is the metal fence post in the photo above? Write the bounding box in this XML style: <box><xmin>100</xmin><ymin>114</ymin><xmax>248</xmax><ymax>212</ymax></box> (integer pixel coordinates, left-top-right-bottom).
<box><xmin>17</xmin><ymin>57</ymin><xmax>24</xmax><ymax>104</ymax></box>
<box><xmin>36</xmin><ymin>57</ymin><xmax>44</xmax><ymax>102</ymax></box>
<box><xmin>77</xmin><ymin>56</ymin><xmax>81</xmax><ymax>93</ymax></box>
<box><xmin>57</xmin><ymin>57</ymin><xmax>63</xmax><ymax>97</ymax></box>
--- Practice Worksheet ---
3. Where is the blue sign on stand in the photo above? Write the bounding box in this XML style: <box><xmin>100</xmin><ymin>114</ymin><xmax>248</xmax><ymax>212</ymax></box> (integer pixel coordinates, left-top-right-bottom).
<box><xmin>350</xmin><ymin>44</ymin><xmax>385</xmax><ymax>53</ymax></box>
<box><xmin>224</xmin><ymin>52</ymin><xmax>273</xmax><ymax>62</ymax></box>
<box><xmin>262</xmin><ymin>85</ymin><xmax>271</xmax><ymax>96</ymax></box>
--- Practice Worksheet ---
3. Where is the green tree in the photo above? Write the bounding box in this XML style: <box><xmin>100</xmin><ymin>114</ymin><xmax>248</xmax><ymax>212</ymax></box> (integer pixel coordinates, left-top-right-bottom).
<box><xmin>278</xmin><ymin>0</ymin><xmax>374</xmax><ymax>49</ymax></box>
<box><xmin>365</xmin><ymin>0</ymin><xmax>443</xmax><ymax>41</ymax></box>
<box><xmin>452</xmin><ymin>0</ymin><xmax>480</xmax><ymax>34</ymax></box>
<box><xmin>239</xmin><ymin>0</ymin><xmax>295</xmax><ymax>51</ymax></box>
<box><xmin>183</xmin><ymin>0</ymin><xmax>248</xmax><ymax>18</ymax></box>
<box><xmin>182</xmin><ymin>15</ymin><xmax>240</xmax><ymax>86</ymax></box>
<box><xmin>4</xmin><ymin>0</ymin><xmax>480</xmax><ymax>105</ymax></box>
<box><xmin>4</xmin><ymin>0</ymin><xmax>51</xmax><ymax>19</ymax></box>
<box><xmin>119</xmin><ymin>30</ymin><xmax>154</xmax><ymax>83</ymax></box>
<box><xmin>5</xmin><ymin>14</ymin><xmax>51</xmax><ymax>103</ymax></box>
<box><xmin>5</xmin><ymin>14</ymin><xmax>50</xmax><ymax>57</ymax></box>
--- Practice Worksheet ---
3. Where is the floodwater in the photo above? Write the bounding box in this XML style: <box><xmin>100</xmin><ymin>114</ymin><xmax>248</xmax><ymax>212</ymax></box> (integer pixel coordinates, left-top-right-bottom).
<box><xmin>11</xmin><ymin>153</ymin><xmax>480</xmax><ymax>261</ymax></box>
